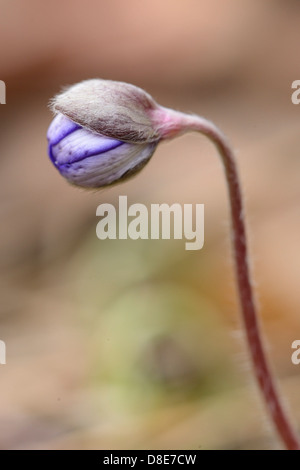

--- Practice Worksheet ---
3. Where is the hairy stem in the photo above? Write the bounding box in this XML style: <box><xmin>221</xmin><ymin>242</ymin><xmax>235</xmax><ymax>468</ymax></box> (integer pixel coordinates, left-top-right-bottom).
<box><xmin>159</xmin><ymin>110</ymin><xmax>299</xmax><ymax>450</ymax></box>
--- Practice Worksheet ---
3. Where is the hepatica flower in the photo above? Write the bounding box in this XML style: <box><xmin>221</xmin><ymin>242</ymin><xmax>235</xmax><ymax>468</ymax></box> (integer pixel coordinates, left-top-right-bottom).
<box><xmin>47</xmin><ymin>79</ymin><xmax>300</xmax><ymax>449</ymax></box>
<box><xmin>47</xmin><ymin>79</ymin><xmax>168</xmax><ymax>188</ymax></box>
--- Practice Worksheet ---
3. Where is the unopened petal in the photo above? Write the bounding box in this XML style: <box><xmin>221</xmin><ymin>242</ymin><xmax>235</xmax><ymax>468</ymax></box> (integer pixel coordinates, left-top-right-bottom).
<box><xmin>58</xmin><ymin>141</ymin><xmax>158</xmax><ymax>188</ymax></box>
<box><xmin>50</xmin><ymin>126</ymin><xmax>124</xmax><ymax>166</ymax></box>
<box><xmin>47</xmin><ymin>115</ymin><xmax>159</xmax><ymax>188</ymax></box>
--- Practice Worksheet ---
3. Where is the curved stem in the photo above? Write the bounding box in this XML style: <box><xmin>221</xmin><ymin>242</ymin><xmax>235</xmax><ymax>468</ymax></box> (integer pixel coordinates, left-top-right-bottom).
<box><xmin>158</xmin><ymin>110</ymin><xmax>300</xmax><ymax>450</ymax></box>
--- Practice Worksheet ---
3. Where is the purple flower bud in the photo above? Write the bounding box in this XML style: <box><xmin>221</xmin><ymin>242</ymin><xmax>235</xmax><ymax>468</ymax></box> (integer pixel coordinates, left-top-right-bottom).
<box><xmin>47</xmin><ymin>113</ymin><xmax>158</xmax><ymax>188</ymax></box>
<box><xmin>47</xmin><ymin>79</ymin><xmax>190</xmax><ymax>188</ymax></box>
<box><xmin>47</xmin><ymin>79</ymin><xmax>173</xmax><ymax>188</ymax></box>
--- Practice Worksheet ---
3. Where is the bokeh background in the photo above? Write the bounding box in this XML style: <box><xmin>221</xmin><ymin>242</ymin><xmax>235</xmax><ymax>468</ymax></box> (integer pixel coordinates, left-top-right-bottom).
<box><xmin>1</xmin><ymin>0</ymin><xmax>300</xmax><ymax>450</ymax></box>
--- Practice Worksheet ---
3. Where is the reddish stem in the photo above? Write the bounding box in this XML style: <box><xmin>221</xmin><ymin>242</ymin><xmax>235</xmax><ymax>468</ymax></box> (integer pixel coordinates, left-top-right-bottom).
<box><xmin>156</xmin><ymin>109</ymin><xmax>300</xmax><ymax>450</ymax></box>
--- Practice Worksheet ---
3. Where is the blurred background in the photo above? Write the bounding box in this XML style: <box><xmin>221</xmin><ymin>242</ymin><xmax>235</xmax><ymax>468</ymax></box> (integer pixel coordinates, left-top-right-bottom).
<box><xmin>0</xmin><ymin>0</ymin><xmax>300</xmax><ymax>450</ymax></box>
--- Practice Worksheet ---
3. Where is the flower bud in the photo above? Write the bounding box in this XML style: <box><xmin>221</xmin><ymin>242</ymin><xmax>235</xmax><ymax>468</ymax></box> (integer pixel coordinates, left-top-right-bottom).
<box><xmin>47</xmin><ymin>113</ymin><xmax>159</xmax><ymax>188</ymax></box>
<box><xmin>47</xmin><ymin>79</ymin><xmax>190</xmax><ymax>188</ymax></box>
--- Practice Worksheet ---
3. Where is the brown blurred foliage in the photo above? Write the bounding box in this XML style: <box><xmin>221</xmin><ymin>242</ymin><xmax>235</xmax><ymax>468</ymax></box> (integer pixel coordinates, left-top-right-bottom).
<box><xmin>0</xmin><ymin>0</ymin><xmax>300</xmax><ymax>449</ymax></box>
